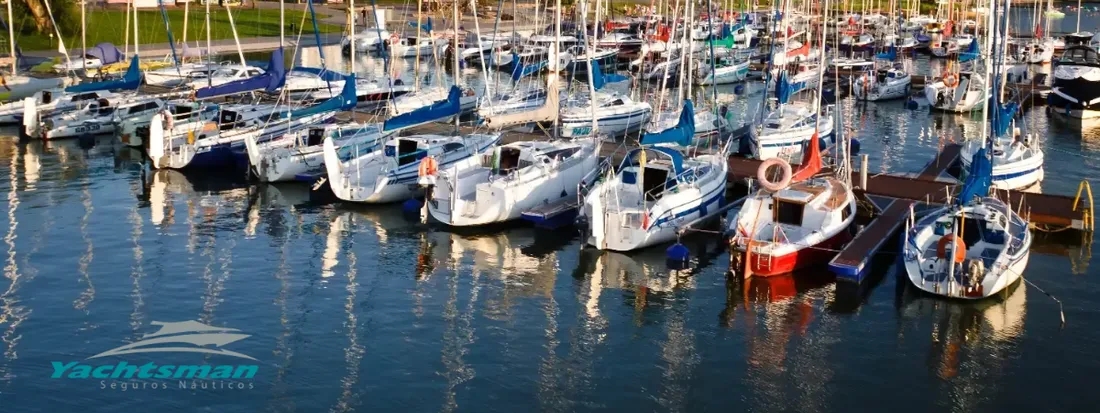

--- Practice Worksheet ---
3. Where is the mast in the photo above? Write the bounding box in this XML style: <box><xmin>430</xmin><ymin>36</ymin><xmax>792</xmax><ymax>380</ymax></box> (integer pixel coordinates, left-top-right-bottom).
<box><xmin>134</xmin><ymin>0</ymin><xmax>140</xmax><ymax>58</ymax></box>
<box><xmin>453</xmin><ymin>0</ymin><xmax>460</xmax><ymax>131</ymax></box>
<box><xmin>81</xmin><ymin>0</ymin><xmax>87</xmax><ymax>73</ymax></box>
<box><xmin>553</xmin><ymin>0</ymin><xmax>561</xmax><ymax>137</ymax></box>
<box><xmin>587</xmin><ymin>0</ymin><xmax>601</xmax><ymax>136</ymax></box>
<box><xmin>183</xmin><ymin>0</ymin><xmax>190</xmax><ymax>46</ymax></box>
<box><xmin>206</xmin><ymin>0</ymin><xmax>212</xmax><ymax>63</ymax></box>
<box><xmin>280</xmin><ymin>0</ymin><xmax>286</xmax><ymax>46</ymax></box>
<box><xmin>124</xmin><ymin>0</ymin><xmax>130</xmax><ymax>57</ymax></box>
<box><xmin>415</xmin><ymin>0</ymin><xmax>422</xmax><ymax>85</ymax></box>
<box><xmin>1077</xmin><ymin>0</ymin><xmax>1083</xmax><ymax>33</ymax></box>
<box><xmin>5</xmin><ymin>0</ymin><xmax>13</xmax><ymax>75</ymax></box>
<box><xmin>350</xmin><ymin>0</ymin><xmax>356</xmax><ymax>74</ymax></box>
<box><xmin>224</xmin><ymin>3</ymin><xmax>247</xmax><ymax>66</ymax></box>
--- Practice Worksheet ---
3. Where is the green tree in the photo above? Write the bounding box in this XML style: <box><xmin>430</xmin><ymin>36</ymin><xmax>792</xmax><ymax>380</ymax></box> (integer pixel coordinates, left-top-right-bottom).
<box><xmin>12</xmin><ymin>0</ymin><xmax>80</xmax><ymax>37</ymax></box>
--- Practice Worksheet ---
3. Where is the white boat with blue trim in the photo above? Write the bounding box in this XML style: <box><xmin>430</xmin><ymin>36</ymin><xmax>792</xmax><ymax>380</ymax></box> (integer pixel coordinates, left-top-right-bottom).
<box><xmin>427</xmin><ymin>139</ymin><xmax>599</xmax><ymax>226</ymax></box>
<box><xmin>245</xmin><ymin>122</ymin><xmax>392</xmax><ymax>183</ymax></box>
<box><xmin>323</xmin><ymin>132</ymin><xmax>501</xmax><ymax>204</ymax></box>
<box><xmin>581</xmin><ymin>100</ymin><xmax>728</xmax><ymax>251</ymax></box>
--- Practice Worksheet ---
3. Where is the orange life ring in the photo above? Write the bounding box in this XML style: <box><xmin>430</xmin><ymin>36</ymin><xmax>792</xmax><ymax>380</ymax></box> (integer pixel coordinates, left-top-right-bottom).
<box><xmin>943</xmin><ymin>73</ymin><xmax>959</xmax><ymax>88</ymax></box>
<box><xmin>936</xmin><ymin>234</ymin><xmax>966</xmax><ymax>264</ymax></box>
<box><xmin>757</xmin><ymin>158</ymin><xmax>792</xmax><ymax>192</ymax></box>
<box><xmin>418</xmin><ymin>156</ymin><xmax>438</xmax><ymax>177</ymax></box>
<box><xmin>389</xmin><ymin>33</ymin><xmax>400</xmax><ymax>44</ymax></box>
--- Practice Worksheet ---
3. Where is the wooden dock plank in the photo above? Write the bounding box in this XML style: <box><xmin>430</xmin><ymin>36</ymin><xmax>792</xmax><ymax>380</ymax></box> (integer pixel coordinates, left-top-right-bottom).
<box><xmin>918</xmin><ymin>143</ymin><xmax>960</xmax><ymax>180</ymax></box>
<box><xmin>829</xmin><ymin>199</ymin><xmax>915</xmax><ymax>283</ymax></box>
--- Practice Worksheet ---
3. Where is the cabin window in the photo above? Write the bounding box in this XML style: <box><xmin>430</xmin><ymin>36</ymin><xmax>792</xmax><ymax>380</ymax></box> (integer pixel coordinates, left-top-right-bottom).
<box><xmin>543</xmin><ymin>147</ymin><xmax>579</xmax><ymax>161</ymax></box>
<box><xmin>41</xmin><ymin>91</ymin><xmax>52</xmax><ymax>104</ymax></box>
<box><xmin>442</xmin><ymin>142</ymin><xmax>464</xmax><ymax>153</ymax></box>
<box><xmin>604</xmin><ymin>99</ymin><xmax>625</xmax><ymax>107</ymax></box>
<box><xmin>97</xmin><ymin>106</ymin><xmax>115</xmax><ymax>116</ymax></box>
<box><xmin>840</xmin><ymin>202</ymin><xmax>851</xmax><ymax>222</ymax></box>
<box><xmin>72</xmin><ymin>93</ymin><xmax>96</xmax><ymax>102</ymax></box>
<box><xmin>773</xmin><ymin>200</ymin><xmax>804</xmax><ymax>226</ymax></box>
<box><xmin>171</xmin><ymin>105</ymin><xmax>193</xmax><ymax>117</ymax></box>
<box><xmin>247</xmin><ymin>70</ymin><xmax>261</xmax><ymax>77</ymax></box>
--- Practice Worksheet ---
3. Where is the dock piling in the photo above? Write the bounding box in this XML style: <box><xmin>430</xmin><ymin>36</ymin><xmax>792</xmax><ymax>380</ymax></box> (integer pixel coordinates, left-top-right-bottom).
<box><xmin>859</xmin><ymin>154</ymin><xmax>868</xmax><ymax>190</ymax></box>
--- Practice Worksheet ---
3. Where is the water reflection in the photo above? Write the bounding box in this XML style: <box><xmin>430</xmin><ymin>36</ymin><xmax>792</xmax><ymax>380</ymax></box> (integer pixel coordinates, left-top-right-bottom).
<box><xmin>128</xmin><ymin>179</ymin><xmax>146</xmax><ymax>336</ymax></box>
<box><xmin>0</xmin><ymin>141</ymin><xmax>23</xmax><ymax>377</ymax></box>
<box><xmin>333</xmin><ymin>212</ymin><xmax>364</xmax><ymax>412</ymax></box>
<box><xmin>74</xmin><ymin>175</ymin><xmax>96</xmax><ymax>317</ymax></box>
<box><xmin>897</xmin><ymin>283</ymin><xmax>1026</xmax><ymax>410</ymax></box>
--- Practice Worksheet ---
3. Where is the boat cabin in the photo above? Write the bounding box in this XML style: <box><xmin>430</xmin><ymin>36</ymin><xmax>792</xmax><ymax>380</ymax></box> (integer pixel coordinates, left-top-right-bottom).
<box><xmin>1058</xmin><ymin>43</ymin><xmax>1100</xmax><ymax>66</ymax></box>
<box><xmin>617</xmin><ymin>147</ymin><xmax>688</xmax><ymax>202</ymax></box>
<box><xmin>1064</xmin><ymin>32</ymin><xmax>1094</xmax><ymax>47</ymax></box>
<box><xmin>120</xmin><ymin>100</ymin><xmax>163</xmax><ymax>119</ymax></box>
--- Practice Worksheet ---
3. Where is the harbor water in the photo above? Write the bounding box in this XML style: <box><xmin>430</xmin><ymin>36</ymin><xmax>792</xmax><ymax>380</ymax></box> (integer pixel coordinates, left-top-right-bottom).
<box><xmin>0</xmin><ymin>35</ymin><xmax>1098</xmax><ymax>411</ymax></box>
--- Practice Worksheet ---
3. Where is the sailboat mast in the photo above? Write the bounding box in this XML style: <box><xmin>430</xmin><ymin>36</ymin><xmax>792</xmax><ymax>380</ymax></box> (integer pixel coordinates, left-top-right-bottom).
<box><xmin>81</xmin><ymin>0</ymin><xmax>87</xmax><ymax>73</ymax></box>
<box><xmin>224</xmin><ymin>4</ymin><xmax>247</xmax><ymax>66</ymax></box>
<box><xmin>979</xmin><ymin>0</ymin><xmax>995</xmax><ymax>145</ymax></box>
<box><xmin>415</xmin><ymin>0</ymin><xmax>422</xmax><ymax>81</ymax></box>
<box><xmin>5</xmin><ymin>0</ymin><xmax>14</xmax><ymax>75</ymax></box>
<box><xmin>206</xmin><ymin>0</ymin><xmax>212</xmax><ymax>60</ymax></box>
<box><xmin>587</xmin><ymin>0</ymin><xmax>601</xmax><ymax>135</ymax></box>
<box><xmin>124</xmin><ymin>0</ymin><xmax>131</xmax><ymax>57</ymax></box>
<box><xmin>1077</xmin><ymin>0</ymin><xmax>1083</xmax><ymax>32</ymax></box>
<box><xmin>554</xmin><ymin>0</ymin><xmax>561</xmax><ymax>135</ymax></box>
<box><xmin>280</xmin><ymin>0</ymin><xmax>285</xmax><ymax>46</ymax></box>
<box><xmin>183</xmin><ymin>0</ymin><xmax>190</xmax><ymax>46</ymax></box>
<box><xmin>134</xmin><ymin>0</ymin><xmax>140</xmax><ymax>57</ymax></box>
<box><xmin>350</xmin><ymin>0</ymin><xmax>356</xmax><ymax>74</ymax></box>
<box><xmin>453</xmin><ymin>0</ymin><xmax>460</xmax><ymax>131</ymax></box>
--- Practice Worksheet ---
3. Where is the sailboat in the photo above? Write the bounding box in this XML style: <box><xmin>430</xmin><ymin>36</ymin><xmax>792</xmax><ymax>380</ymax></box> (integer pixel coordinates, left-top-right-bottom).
<box><xmin>959</xmin><ymin>104</ymin><xmax>1044</xmax><ymax>190</ymax></box>
<box><xmin>852</xmin><ymin>46</ymin><xmax>912</xmax><ymax>101</ymax></box>
<box><xmin>902</xmin><ymin>0</ymin><xmax>1031</xmax><ymax>300</ymax></box>
<box><xmin>924</xmin><ymin>43</ymin><xmax>988</xmax><ymax>113</ymax></box>
<box><xmin>147</xmin><ymin>74</ymin><xmax>357</xmax><ymax>170</ymax></box>
<box><xmin>559</xmin><ymin>60</ymin><xmax>651</xmax><ymax>138</ymax></box>
<box><xmin>0</xmin><ymin>0</ymin><xmax>69</xmax><ymax>102</ymax></box>
<box><xmin>580</xmin><ymin>100</ymin><xmax>729</xmax><ymax>251</ymax></box>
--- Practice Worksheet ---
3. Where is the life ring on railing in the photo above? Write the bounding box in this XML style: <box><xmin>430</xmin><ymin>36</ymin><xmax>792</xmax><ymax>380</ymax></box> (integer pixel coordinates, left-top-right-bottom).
<box><xmin>389</xmin><ymin>33</ymin><xmax>400</xmax><ymax>44</ymax></box>
<box><xmin>936</xmin><ymin>234</ymin><xmax>966</xmax><ymax>263</ymax></box>
<box><xmin>943</xmin><ymin>73</ymin><xmax>959</xmax><ymax>88</ymax></box>
<box><xmin>757</xmin><ymin>158</ymin><xmax>792</xmax><ymax>192</ymax></box>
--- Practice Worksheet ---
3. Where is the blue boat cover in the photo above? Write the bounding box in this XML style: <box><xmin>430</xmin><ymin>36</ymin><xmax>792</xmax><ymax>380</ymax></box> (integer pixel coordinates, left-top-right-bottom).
<box><xmin>590</xmin><ymin>60</ymin><xmax>628</xmax><ymax>90</ymax></box>
<box><xmin>775</xmin><ymin>71</ymin><xmax>792</xmax><ymax>104</ymax></box>
<box><xmin>958</xmin><ymin>40</ymin><xmax>980</xmax><ymax>63</ymax></box>
<box><xmin>195</xmin><ymin>47</ymin><xmax>287</xmax><ymax>99</ymax></box>
<box><xmin>991</xmin><ymin>102</ymin><xmax>1018</xmax><ymax>138</ymax></box>
<box><xmin>383</xmin><ymin>86</ymin><xmax>461</xmax><ymax>132</ymax></box>
<box><xmin>640</xmin><ymin>100</ymin><xmax>695</xmax><ymax>147</ymax></box>
<box><xmin>511</xmin><ymin>55</ymin><xmax>546</xmax><ymax>81</ymax></box>
<box><xmin>876</xmin><ymin>44</ymin><xmax>897</xmax><ymax>61</ymax></box>
<box><xmin>618</xmin><ymin>145</ymin><xmax>685</xmax><ymax>177</ymax></box>
<box><xmin>957</xmin><ymin>147</ymin><xmax>992</xmax><ymax>205</ymax></box>
<box><xmin>64</xmin><ymin>56</ymin><xmax>142</xmax><ymax>93</ymax></box>
<box><xmin>408</xmin><ymin>17</ymin><xmax>433</xmax><ymax>33</ymax></box>
<box><xmin>284</xmin><ymin>73</ymin><xmax>358</xmax><ymax>119</ymax></box>
<box><xmin>87</xmin><ymin>43</ymin><xmax>125</xmax><ymax>65</ymax></box>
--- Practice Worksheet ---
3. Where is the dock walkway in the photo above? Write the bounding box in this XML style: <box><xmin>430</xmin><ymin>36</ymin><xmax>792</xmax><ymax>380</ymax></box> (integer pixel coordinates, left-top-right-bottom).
<box><xmin>829</xmin><ymin>199</ymin><xmax>915</xmax><ymax>283</ymax></box>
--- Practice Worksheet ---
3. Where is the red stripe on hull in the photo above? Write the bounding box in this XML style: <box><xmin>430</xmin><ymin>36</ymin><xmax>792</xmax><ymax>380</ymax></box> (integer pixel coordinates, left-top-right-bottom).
<box><xmin>742</xmin><ymin>229</ymin><xmax>852</xmax><ymax>277</ymax></box>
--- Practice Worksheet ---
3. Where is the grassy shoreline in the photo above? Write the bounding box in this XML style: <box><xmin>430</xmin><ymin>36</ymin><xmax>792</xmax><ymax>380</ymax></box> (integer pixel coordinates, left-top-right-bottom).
<box><xmin>15</xmin><ymin>8</ymin><xmax>342</xmax><ymax>52</ymax></box>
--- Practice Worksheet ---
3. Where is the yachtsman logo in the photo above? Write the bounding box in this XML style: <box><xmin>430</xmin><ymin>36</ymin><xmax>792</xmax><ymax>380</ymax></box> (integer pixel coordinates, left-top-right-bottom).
<box><xmin>51</xmin><ymin>320</ymin><xmax>259</xmax><ymax>381</ymax></box>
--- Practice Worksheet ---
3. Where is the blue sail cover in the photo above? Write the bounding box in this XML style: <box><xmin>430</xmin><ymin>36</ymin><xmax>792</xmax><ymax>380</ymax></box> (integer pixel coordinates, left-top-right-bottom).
<box><xmin>511</xmin><ymin>55</ymin><xmax>546</xmax><ymax>81</ymax></box>
<box><xmin>590</xmin><ymin>60</ymin><xmax>628</xmax><ymax>90</ymax></box>
<box><xmin>991</xmin><ymin>102</ymin><xmax>1018</xmax><ymax>138</ymax></box>
<box><xmin>958</xmin><ymin>40</ymin><xmax>980</xmax><ymax>63</ymax></box>
<box><xmin>775</xmin><ymin>71</ymin><xmax>792</xmax><ymax>104</ymax></box>
<box><xmin>284</xmin><ymin>74</ymin><xmax>358</xmax><ymax>119</ymax></box>
<box><xmin>876</xmin><ymin>44</ymin><xmax>898</xmax><ymax>61</ymax></box>
<box><xmin>639</xmin><ymin>100</ymin><xmax>696</xmax><ymax>147</ymax></box>
<box><xmin>64</xmin><ymin>56</ymin><xmax>142</xmax><ymax>93</ymax></box>
<box><xmin>383</xmin><ymin>86</ymin><xmax>461</xmax><ymax>132</ymax></box>
<box><xmin>957</xmin><ymin>147</ymin><xmax>993</xmax><ymax>205</ymax></box>
<box><xmin>407</xmin><ymin>17</ymin><xmax>433</xmax><ymax>33</ymax></box>
<box><xmin>195</xmin><ymin>47</ymin><xmax>287</xmax><ymax>99</ymax></box>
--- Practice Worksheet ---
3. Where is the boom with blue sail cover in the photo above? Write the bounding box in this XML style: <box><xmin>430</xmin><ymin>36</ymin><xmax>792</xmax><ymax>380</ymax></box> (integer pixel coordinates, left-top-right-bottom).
<box><xmin>408</xmin><ymin>17</ymin><xmax>433</xmax><ymax>32</ymax></box>
<box><xmin>992</xmin><ymin>102</ymin><xmax>1018</xmax><ymax>138</ymax></box>
<box><xmin>195</xmin><ymin>47</ymin><xmax>288</xmax><ymax>99</ymax></box>
<box><xmin>775</xmin><ymin>71</ymin><xmax>792</xmax><ymax>104</ymax></box>
<box><xmin>511</xmin><ymin>55</ymin><xmax>547</xmax><ymax>81</ymax></box>
<box><xmin>383</xmin><ymin>86</ymin><xmax>461</xmax><ymax>131</ymax></box>
<box><xmin>639</xmin><ymin>100</ymin><xmax>696</xmax><ymax>147</ymax></box>
<box><xmin>589</xmin><ymin>60</ymin><xmax>627</xmax><ymax>90</ymax></box>
<box><xmin>64</xmin><ymin>56</ymin><xmax>142</xmax><ymax>93</ymax></box>
<box><xmin>956</xmin><ymin>147</ymin><xmax>993</xmax><ymax>206</ymax></box>
<box><xmin>958</xmin><ymin>40</ymin><xmax>980</xmax><ymax>63</ymax></box>
<box><xmin>876</xmin><ymin>44</ymin><xmax>898</xmax><ymax>61</ymax></box>
<box><xmin>284</xmin><ymin>74</ymin><xmax>359</xmax><ymax>119</ymax></box>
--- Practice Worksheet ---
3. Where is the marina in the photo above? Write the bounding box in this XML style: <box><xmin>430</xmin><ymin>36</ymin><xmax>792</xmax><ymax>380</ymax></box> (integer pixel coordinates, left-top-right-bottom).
<box><xmin>0</xmin><ymin>0</ymin><xmax>1098</xmax><ymax>410</ymax></box>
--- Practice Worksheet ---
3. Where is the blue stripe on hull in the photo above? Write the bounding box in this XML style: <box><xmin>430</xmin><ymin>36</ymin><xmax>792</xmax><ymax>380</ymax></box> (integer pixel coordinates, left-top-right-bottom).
<box><xmin>650</xmin><ymin>182</ymin><xmax>726</xmax><ymax>229</ymax></box>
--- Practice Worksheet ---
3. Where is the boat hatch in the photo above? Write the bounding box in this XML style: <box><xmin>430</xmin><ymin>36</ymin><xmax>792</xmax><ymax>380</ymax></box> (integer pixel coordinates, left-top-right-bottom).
<box><xmin>306</xmin><ymin>128</ymin><xmax>325</xmax><ymax>146</ymax></box>
<box><xmin>71</xmin><ymin>92</ymin><xmax>101</xmax><ymax>103</ymax></box>
<box><xmin>543</xmin><ymin>146</ymin><xmax>580</xmax><ymax>161</ymax></box>
<box><xmin>495</xmin><ymin>146</ymin><xmax>523</xmax><ymax>174</ymax></box>
<box><xmin>773</xmin><ymin>198</ymin><xmax>805</xmax><ymax>226</ymax></box>
<box><xmin>247</xmin><ymin>69</ymin><xmax>262</xmax><ymax>77</ymax></box>
<box><xmin>641</xmin><ymin>164</ymin><xmax>670</xmax><ymax>202</ymax></box>
<box><xmin>603</xmin><ymin>98</ymin><xmax>625</xmax><ymax>108</ymax></box>
<box><xmin>219</xmin><ymin>110</ymin><xmax>242</xmax><ymax>130</ymax></box>
<box><xmin>394</xmin><ymin>139</ymin><xmax>425</xmax><ymax>166</ymax></box>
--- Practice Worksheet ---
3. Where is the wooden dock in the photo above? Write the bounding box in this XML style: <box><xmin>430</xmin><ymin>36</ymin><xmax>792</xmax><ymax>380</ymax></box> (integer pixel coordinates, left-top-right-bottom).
<box><xmin>829</xmin><ymin>199</ymin><xmax>915</xmax><ymax>282</ymax></box>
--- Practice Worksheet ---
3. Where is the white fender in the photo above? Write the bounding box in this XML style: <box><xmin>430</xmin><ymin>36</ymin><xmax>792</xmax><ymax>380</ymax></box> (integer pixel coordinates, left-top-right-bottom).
<box><xmin>150</xmin><ymin>170</ymin><xmax>167</xmax><ymax>225</ymax></box>
<box><xmin>243</xmin><ymin>129</ymin><xmax>262</xmax><ymax>167</ymax></box>
<box><xmin>22</xmin><ymin>97</ymin><xmax>37</xmax><ymax>138</ymax></box>
<box><xmin>148</xmin><ymin>112</ymin><xmax>165</xmax><ymax>159</ymax></box>
<box><xmin>757</xmin><ymin>158</ymin><xmax>793</xmax><ymax>192</ymax></box>
<box><xmin>321</xmin><ymin>135</ymin><xmax>344</xmax><ymax>186</ymax></box>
